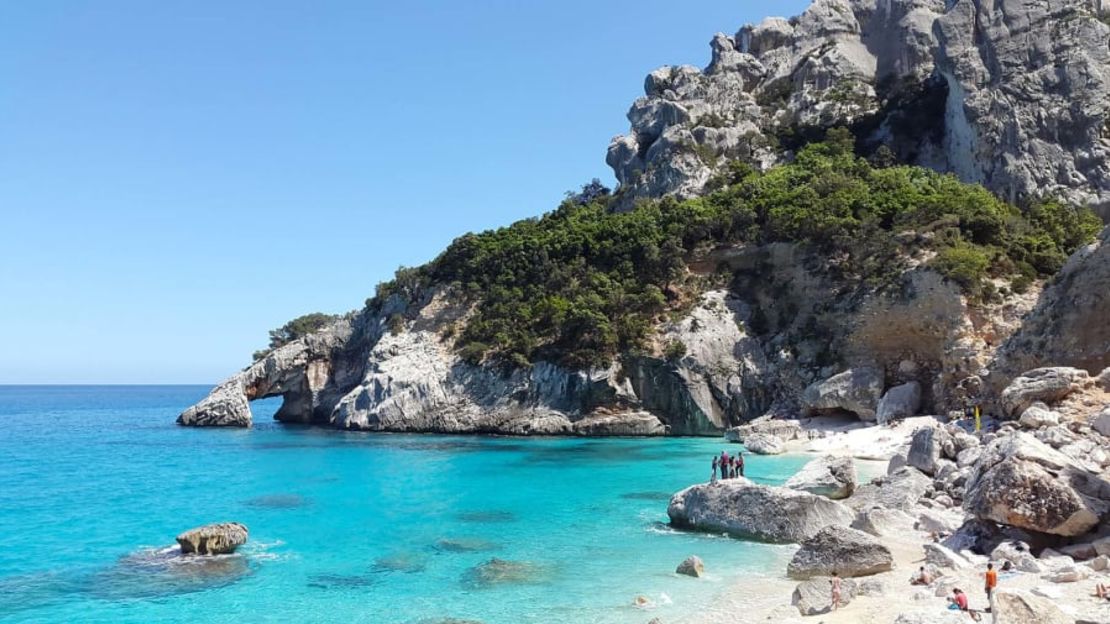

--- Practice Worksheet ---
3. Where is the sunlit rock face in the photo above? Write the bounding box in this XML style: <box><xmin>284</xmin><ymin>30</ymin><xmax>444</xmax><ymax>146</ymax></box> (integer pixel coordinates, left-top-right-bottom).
<box><xmin>607</xmin><ymin>0</ymin><xmax>1110</xmax><ymax>218</ymax></box>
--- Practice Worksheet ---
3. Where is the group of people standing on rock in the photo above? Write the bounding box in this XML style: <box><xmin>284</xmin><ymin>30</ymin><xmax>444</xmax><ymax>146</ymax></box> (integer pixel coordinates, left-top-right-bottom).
<box><xmin>710</xmin><ymin>450</ymin><xmax>744</xmax><ymax>482</ymax></box>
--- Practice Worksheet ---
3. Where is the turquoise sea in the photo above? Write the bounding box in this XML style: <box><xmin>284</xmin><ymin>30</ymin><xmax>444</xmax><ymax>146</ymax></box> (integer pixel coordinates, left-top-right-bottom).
<box><xmin>0</xmin><ymin>386</ymin><xmax>810</xmax><ymax>624</ymax></box>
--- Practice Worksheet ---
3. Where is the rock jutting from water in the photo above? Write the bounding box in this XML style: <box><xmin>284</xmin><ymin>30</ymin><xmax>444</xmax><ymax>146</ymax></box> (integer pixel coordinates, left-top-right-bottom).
<box><xmin>175</xmin><ymin>522</ymin><xmax>248</xmax><ymax>556</ymax></box>
<box><xmin>667</xmin><ymin>478</ymin><xmax>855</xmax><ymax>543</ymax></box>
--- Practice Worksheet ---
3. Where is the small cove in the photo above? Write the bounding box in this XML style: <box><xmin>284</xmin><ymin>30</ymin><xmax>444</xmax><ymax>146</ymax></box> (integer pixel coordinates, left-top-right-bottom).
<box><xmin>0</xmin><ymin>386</ymin><xmax>812</xmax><ymax>623</ymax></box>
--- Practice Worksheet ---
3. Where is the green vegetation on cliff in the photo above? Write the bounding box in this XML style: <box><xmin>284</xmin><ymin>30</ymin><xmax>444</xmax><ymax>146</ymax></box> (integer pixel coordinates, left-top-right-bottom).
<box><xmin>253</xmin><ymin>312</ymin><xmax>340</xmax><ymax>360</ymax></box>
<box><xmin>365</xmin><ymin>130</ymin><xmax>1100</xmax><ymax>370</ymax></box>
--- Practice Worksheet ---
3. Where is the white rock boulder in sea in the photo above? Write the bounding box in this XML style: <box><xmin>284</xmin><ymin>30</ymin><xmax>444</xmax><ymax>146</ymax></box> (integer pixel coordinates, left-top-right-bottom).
<box><xmin>784</xmin><ymin>455</ymin><xmax>856</xmax><ymax>499</ymax></box>
<box><xmin>675</xmin><ymin>555</ymin><xmax>705</xmax><ymax>578</ymax></box>
<box><xmin>668</xmin><ymin>479</ymin><xmax>854</xmax><ymax>543</ymax></box>
<box><xmin>175</xmin><ymin>522</ymin><xmax>248</xmax><ymax>556</ymax></box>
<box><xmin>786</xmin><ymin>525</ymin><xmax>894</xmax><ymax>579</ymax></box>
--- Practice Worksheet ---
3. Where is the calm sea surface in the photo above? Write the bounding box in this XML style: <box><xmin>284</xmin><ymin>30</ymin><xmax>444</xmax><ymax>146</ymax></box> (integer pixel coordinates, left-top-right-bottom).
<box><xmin>0</xmin><ymin>386</ymin><xmax>809</xmax><ymax>623</ymax></box>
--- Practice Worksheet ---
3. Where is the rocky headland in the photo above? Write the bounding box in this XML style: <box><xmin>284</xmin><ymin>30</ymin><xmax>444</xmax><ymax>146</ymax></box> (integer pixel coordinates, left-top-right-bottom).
<box><xmin>176</xmin><ymin>2</ymin><xmax>1110</xmax><ymax>619</ymax></box>
<box><xmin>180</xmin><ymin>0</ymin><xmax>1109</xmax><ymax>441</ymax></box>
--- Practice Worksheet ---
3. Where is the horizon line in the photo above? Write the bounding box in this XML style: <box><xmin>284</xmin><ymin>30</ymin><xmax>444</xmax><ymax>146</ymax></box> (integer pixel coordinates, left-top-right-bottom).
<box><xmin>0</xmin><ymin>383</ymin><xmax>217</xmax><ymax>387</ymax></box>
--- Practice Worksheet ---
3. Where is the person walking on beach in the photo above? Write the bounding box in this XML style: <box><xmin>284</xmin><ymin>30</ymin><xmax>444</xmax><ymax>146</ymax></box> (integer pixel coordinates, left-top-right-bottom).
<box><xmin>736</xmin><ymin>452</ymin><xmax>745</xmax><ymax>477</ymax></box>
<box><xmin>711</xmin><ymin>455</ymin><xmax>719</xmax><ymax>482</ymax></box>
<box><xmin>984</xmin><ymin>562</ymin><xmax>997</xmax><ymax>609</ymax></box>
<box><xmin>720</xmin><ymin>451</ymin><xmax>730</xmax><ymax>479</ymax></box>
<box><xmin>830</xmin><ymin>572</ymin><xmax>842</xmax><ymax>611</ymax></box>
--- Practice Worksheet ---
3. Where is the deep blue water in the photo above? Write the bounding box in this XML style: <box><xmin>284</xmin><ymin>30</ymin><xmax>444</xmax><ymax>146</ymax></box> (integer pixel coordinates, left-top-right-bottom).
<box><xmin>0</xmin><ymin>386</ymin><xmax>808</xmax><ymax>623</ymax></box>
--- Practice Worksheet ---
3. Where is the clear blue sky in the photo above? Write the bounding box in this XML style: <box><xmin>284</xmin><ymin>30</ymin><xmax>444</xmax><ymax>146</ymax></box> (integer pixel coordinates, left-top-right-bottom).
<box><xmin>0</xmin><ymin>0</ymin><xmax>809</xmax><ymax>384</ymax></box>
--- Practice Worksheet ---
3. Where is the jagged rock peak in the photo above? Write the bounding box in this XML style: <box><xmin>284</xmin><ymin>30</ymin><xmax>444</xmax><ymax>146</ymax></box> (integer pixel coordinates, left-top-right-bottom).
<box><xmin>607</xmin><ymin>0</ymin><xmax>1110</xmax><ymax>217</ymax></box>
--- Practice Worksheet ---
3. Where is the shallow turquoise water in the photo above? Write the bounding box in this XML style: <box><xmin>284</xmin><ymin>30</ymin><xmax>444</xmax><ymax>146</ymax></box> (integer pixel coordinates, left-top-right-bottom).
<box><xmin>0</xmin><ymin>386</ymin><xmax>808</xmax><ymax>624</ymax></box>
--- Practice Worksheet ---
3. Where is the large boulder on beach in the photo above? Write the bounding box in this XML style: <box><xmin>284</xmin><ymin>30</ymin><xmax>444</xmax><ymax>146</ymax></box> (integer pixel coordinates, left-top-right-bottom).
<box><xmin>851</xmin><ymin>507</ymin><xmax>915</xmax><ymax>537</ymax></box>
<box><xmin>787</xmin><ymin>526</ymin><xmax>894</xmax><ymax>579</ymax></box>
<box><xmin>1000</xmin><ymin>367</ymin><xmax>1090</xmax><ymax>417</ymax></box>
<box><xmin>784</xmin><ymin>455</ymin><xmax>856</xmax><ymax>499</ymax></box>
<box><xmin>175</xmin><ymin>522</ymin><xmax>248</xmax><ymax>555</ymax></box>
<box><xmin>991</xmin><ymin>588</ymin><xmax>1071</xmax><ymax>624</ymax></box>
<box><xmin>964</xmin><ymin>432</ymin><xmax>1106</xmax><ymax>536</ymax></box>
<box><xmin>906</xmin><ymin>427</ymin><xmax>951</xmax><ymax>476</ymax></box>
<box><xmin>668</xmin><ymin>479</ymin><xmax>854</xmax><ymax>543</ymax></box>
<box><xmin>791</xmin><ymin>577</ymin><xmax>857</xmax><ymax>616</ymax></box>
<box><xmin>876</xmin><ymin>382</ymin><xmax>921</xmax><ymax>424</ymax></box>
<box><xmin>1018</xmin><ymin>403</ymin><xmax>1060</xmax><ymax>429</ymax></box>
<box><xmin>743</xmin><ymin>433</ymin><xmax>785</xmax><ymax>455</ymax></box>
<box><xmin>848</xmin><ymin>466</ymin><xmax>932</xmax><ymax>512</ymax></box>
<box><xmin>801</xmin><ymin>368</ymin><xmax>883</xmax><ymax>421</ymax></box>
<box><xmin>1092</xmin><ymin>407</ymin><xmax>1110</xmax><ymax>437</ymax></box>
<box><xmin>728</xmin><ymin>416</ymin><xmax>802</xmax><ymax>443</ymax></box>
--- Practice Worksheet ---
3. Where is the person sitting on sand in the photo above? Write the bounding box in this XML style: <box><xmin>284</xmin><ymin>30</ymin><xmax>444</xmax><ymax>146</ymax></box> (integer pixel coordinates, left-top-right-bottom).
<box><xmin>910</xmin><ymin>566</ymin><xmax>933</xmax><ymax>585</ymax></box>
<box><xmin>948</xmin><ymin>588</ymin><xmax>981</xmax><ymax>621</ymax></box>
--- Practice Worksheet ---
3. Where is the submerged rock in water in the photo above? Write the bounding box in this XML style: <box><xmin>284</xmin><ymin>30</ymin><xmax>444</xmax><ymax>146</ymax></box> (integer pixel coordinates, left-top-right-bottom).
<box><xmin>372</xmin><ymin>552</ymin><xmax>428</xmax><ymax>574</ymax></box>
<box><xmin>462</xmin><ymin>558</ymin><xmax>546</xmax><ymax>588</ymax></box>
<box><xmin>620</xmin><ymin>491</ymin><xmax>673</xmax><ymax>501</ymax></box>
<box><xmin>176</xmin><ymin>522</ymin><xmax>248</xmax><ymax>555</ymax></box>
<box><xmin>244</xmin><ymin>494</ymin><xmax>309</xmax><ymax>509</ymax></box>
<box><xmin>90</xmin><ymin>546</ymin><xmax>252</xmax><ymax>600</ymax></box>
<box><xmin>434</xmin><ymin>538</ymin><xmax>500</xmax><ymax>553</ymax></box>
<box><xmin>455</xmin><ymin>510</ymin><xmax>515</xmax><ymax>523</ymax></box>
<box><xmin>307</xmin><ymin>573</ymin><xmax>380</xmax><ymax>590</ymax></box>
